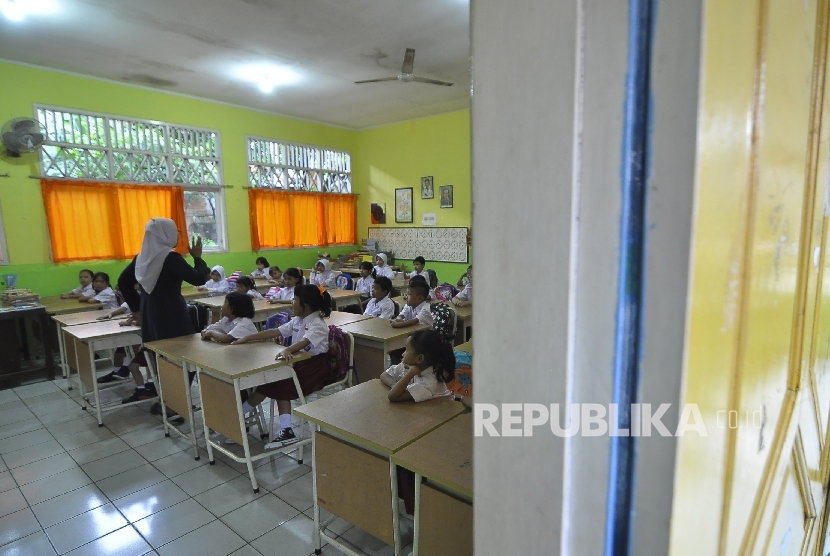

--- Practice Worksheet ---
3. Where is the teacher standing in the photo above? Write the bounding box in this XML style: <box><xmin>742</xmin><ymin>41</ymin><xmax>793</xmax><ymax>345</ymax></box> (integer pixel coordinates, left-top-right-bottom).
<box><xmin>118</xmin><ymin>218</ymin><xmax>209</xmax><ymax>402</ymax></box>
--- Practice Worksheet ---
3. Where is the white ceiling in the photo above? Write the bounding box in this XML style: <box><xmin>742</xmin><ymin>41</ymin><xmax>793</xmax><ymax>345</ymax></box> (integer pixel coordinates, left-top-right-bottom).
<box><xmin>0</xmin><ymin>0</ymin><xmax>471</xmax><ymax>129</ymax></box>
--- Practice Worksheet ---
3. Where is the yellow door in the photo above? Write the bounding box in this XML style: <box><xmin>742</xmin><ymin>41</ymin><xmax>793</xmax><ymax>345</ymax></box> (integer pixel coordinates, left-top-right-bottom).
<box><xmin>669</xmin><ymin>0</ymin><xmax>830</xmax><ymax>554</ymax></box>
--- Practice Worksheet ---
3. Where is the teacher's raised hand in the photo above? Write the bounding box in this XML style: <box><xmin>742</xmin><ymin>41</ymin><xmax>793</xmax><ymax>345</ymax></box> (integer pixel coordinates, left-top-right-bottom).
<box><xmin>188</xmin><ymin>235</ymin><xmax>203</xmax><ymax>259</ymax></box>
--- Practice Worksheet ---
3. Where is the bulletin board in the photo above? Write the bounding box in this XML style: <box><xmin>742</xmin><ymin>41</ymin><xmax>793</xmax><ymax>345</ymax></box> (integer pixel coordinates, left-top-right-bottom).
<box><xmin>367</xmin><ymin>227</ymin><xmax>469</xmax><ymax>263</ymax></box>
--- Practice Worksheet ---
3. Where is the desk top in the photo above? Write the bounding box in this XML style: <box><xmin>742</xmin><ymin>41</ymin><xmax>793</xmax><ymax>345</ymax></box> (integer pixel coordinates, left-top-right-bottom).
<box><xmin>53</xmin><ymin>311</ymin><xmax>125</xmax><ymax>327</ymax></box>
<box><xmin>392</xmin><ymin>297</ymin><xmax>472</xmax><ymax>320</ymax></box>
<box><xmin>63</xmin><ymin>319</ymin><xmax>141</xmax><ymax>341</ymax></box>
<box><xmin>340</xmin><ymin>317</ymin><xmax>430</xmax><ymax>342</ymax></box>
<box><xmin>328</xmin><ymin>289</ymin><xmax>361</xmax><ymax>300</ymax></box>
<box><xmin>40</xmin><ymin>297</ymin><xmax>104</xmax><ymax>315</ymax></box>
<box><xmin>326</xmin><ymin>311</ymin><xmax>372</xmax><ymax>328</ymax></box>
<box><xmin>144</xmin><ymin>333</ymin><xmax>308</xmax><ymax>381</ymax></box>
<box><xmin>294</xmin><ymin>379</ymin><xmax>465</xmax><ymax>456</ymax></box>
<box><xmin>181</xmin><ymin>286</ymin><xmax>205</xmax><ymax>300</ymax></box>
<box><xmin>391</xmin><ymin>413</ymin><xmax>472</xmax><ymax>500</ymax></box>
<box><xmin>192</xmin><ymin>296</ymin><xmax>226</xmax><ymax>309</ymax></box>
<box><xmin>455</xmin><ymin>341</ymin><xmax>472</xmax><ymax>353</ymax></box>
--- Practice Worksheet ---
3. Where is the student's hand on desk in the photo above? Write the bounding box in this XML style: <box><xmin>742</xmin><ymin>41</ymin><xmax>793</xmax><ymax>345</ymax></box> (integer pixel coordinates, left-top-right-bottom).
<box><xmin>231</xmin><ymin>337</ymin><xmax>250</xmax><ymax>345</ymax></box>
<box><xmin>96</xmin><ymin>314</ymin><xmax>111</xmax><ymax>321</ymax></box>
<box><xmin>276</xmin><ymin>351</ymin><xmax>295</xmax><ymax>362</ymax></box>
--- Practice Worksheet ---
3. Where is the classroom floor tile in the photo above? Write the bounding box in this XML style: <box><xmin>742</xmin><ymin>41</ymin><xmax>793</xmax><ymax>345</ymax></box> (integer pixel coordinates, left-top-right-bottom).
<box><xmin>63</xmin><ymin>525</ymin><xmax>152</xmax><ymax>556</ymax></box>
<box><xmin>44</xmin><ymin>503</ymin><xmax>128</xmax><ymax>554</ymax></box>
<box><xmin>111</xmin><ymin>480</ymin><xmax>190</xmax><ymax>523</ymax></box>
<box><xmin>30</xmin><ymin>484</ymin><xmax>109</xmax><ymax>528</ymax></box>
<box><xmin>10</xmin><ymin>453</ymin><xmax>80</xmax><ymax>486</ymax></box>
<box><xmin>220</xmin><ymin>493</ymin><xmax>300</xmax><ymax>542</ymax></box>
<box><xmin>155</xmin><ymin>519</ymin><xmax>246</xmax><ymax>556</ymax></box>
<box><xmin>0</xmin><ymin>530</ymin><xmax>57</xmax><ymax>556</ymax></box>
<box><xmin>250</xmin><ymin>514</ymin><xmax>320</xmax><ymax>556</ymax></box>
<box><xmin>133</xmin><ymin>499</ymin><xmax>215</xmax><ymax>548</ymax></box>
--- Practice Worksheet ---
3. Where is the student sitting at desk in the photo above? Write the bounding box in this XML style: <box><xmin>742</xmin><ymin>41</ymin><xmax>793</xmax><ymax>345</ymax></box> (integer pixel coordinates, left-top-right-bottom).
<box><xmin>403</xmin><ymin>256</ymin><xmax>430</xmax><ymax>281</ymax></box>
<box><xmin>355</xmin><ymin>261</ymin><xmax>375</xmax><ymax>309</ymax></box>
<box><xmin>198</xmin><ymin>265</ymin><xmax>228</xmax><ymax>295</ymax></box>
<box><xmin>381</xmin><ymin>329</ymin><xmax>454</xmax><ymax>402</ymax></box>
<box><xmin>391</xmin><ymin>280</ymin><xmax>433</xmax><ymax>329</ymax></box>
<box><xmin>268</xmin><ymin>267</ymin><xmax>302</xmax><ymax>305</ymax></box>
<box><xmin>374</xmin><ymin>253</ymin><xmax>396</xmax><ymax>279</ymax></box>
<box><xmin>363</xmin><ymin>276</ymin><xmax>395</xmax><ymax>319</ymax></box>
<box><xmin>79</xmin><ymin>272</ymin><xmax>119</xmax><ymax>309</ymax></box>
<box><xmin>309</xmin><ymin>259</ymin><xmax>337</xmax><ymax>288</ymax></box>
<box><xmin>201</xmin><ymin>292</ymin><xmax>258</xmax><ymax>343</ymax></box>
<box><xmin>232</xmin><ymin>285</ymin><xmax>333</xmax><ymax>448</ymax></box>
<box><xmin>457</xmin><ymin>264</ymin><xmax>472</xmax><ymax>288</ymax></box>
<box><xmin>451</xmin><ymin>264</ymin><xmax>472</xmax><ymax>307</ymax></box>
<box><xmin>267</xmin><ymin>265</ymin><xmax>284</xmax><ymax>286</ymax></box>
<box><xmin>235</xmin><ymin>276</ymin><xmax>263</xmax><ymax>299</ymax></box>
<box><xmin>96</xmin><ymin>283</ymin><xmax>147</xmax><ymax>387</ymax></box>
<box><xmin>60</xmin><ymin>269</ymin><xmax>94</xmax><ymax>299</ymax></box>
<box><xmin>250</xmin><ymin>256</ymin><xmax>270</xmax><ymax>279</ymax></box>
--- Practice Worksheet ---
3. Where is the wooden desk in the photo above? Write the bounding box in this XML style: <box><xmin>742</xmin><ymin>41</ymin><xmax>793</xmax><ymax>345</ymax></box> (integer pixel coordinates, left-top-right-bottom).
<box><xmin>455</xmin><ymin>340</ymin><xmax>472</xmax><ymax>353</ymax></box>
<box><xmin>325</xmin><ymin>311</ymin><xmax>372</xmax><ymax>328</ymax></box>
<box><xmin>328</xmin><ymin>289</ymin><xmax>361</xmax><ymax>310</ymax></box>
<box><xmin>63</xmin><ymin>320</ymin><xmax>148</xmax><ymax>426</ymax></box>
<box><xmin>0</xmin><ymin>305</ymin><xmax>55</xmax><ymax>385</ymax></box>
<box><xmin>165</xmin><ymin>334</ymin><xmax>310</xmax><ymax>492</ymax></box>
<box><xmin>252</xmin><ymin>277</ymin><xmax>272</xmax><ymax>294</ymax></box>
<box><xmin>52</xmin><ymin>311</ymin><xmax>125</xmax><ymax>381</ymax></box>
<box><xmin>340</xmin><ymin>318</ymin><xmax>430</xmax><ymax>382</ymax></box>
<box><xmin>295</xmin><ymin>380</ymin><xmax>466</xmax><ymax>556</ymax></box>
<box><xmin>392</xmin><ymin>297</ymin><xmax>472</xmax><ymax>345</ymax></box>
<box><xmin>181</xmin><ymin>286</ymin><xmax>205</xmax><ymax>300</ymax></box>
<box><xmin>40</xmin><ymin>296</ymin><xmax>104</xmax><ymax>316</ymax></box>
<box><xmin>194</xmin><ymin>296</ymin><xmax>290</xmax><ymax>327</ymax></box>
<box><xmin>391</xmin><ymin>413</ymin><xmax>473</xmax><ymax>556</ymax></box>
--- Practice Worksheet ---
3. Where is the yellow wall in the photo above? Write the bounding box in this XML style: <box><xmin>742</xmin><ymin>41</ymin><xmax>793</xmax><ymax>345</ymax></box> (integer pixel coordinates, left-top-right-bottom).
<box><xmin>0</xmin><ymin>61</ymin><xmax>471</xmax><ymax>295</ymax></box>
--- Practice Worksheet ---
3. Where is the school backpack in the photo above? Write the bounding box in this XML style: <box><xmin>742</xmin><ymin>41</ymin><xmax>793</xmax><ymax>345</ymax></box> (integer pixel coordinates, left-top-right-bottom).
<box><xmin>335</xmin><ymin>273</ymin><xmax>353</xmax><ymax>290</ymax></box>
<box><xmin>430</xmin><ymin>302</ymin><xmax>456</xmax><ymax>341</ymax></box>
<box><xmin>446</xmin><ymin>349</ymin><xmax>472</xmax><ymax>397</ymax></box>
<box><xmin>433</xmin><ymin>283</ymin><xmax>458</xmax><ymax>303</ymax></box>
<box><xmin>265</xmin><ymin>311</ymin><xmax>293</xmax><ymax>345</ymax></box>
<box><xmin>186</xmin><ymin>303</ymin><xmax>212</xmax><ymax>333</ymax></box>
<box><xmin>327</xmin><ymin>325</ymin><xmax>351</xmax><ymax>382</ymax></box>
<box><xmin>424</xmin><ymin>269</ymin><xmax>439</xmax><ymax>289</ymax></box>
<box><xmin>114</xmin><ymin>289</ymin><xmax>126</xmax><ymax>307</ymax></box>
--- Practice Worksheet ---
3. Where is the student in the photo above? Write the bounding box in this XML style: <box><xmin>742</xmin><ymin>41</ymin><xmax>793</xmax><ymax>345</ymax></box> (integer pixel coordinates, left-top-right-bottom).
<box><xmin>408</xmin><ymin>274</ymin><xmax>434</xmax><ymax>301</ymax></box>
<box><xmin>268</xmin><ymin>265</ymin><xmax>284</xmax><ymax>285</ymax></box>
<box><xmin>201</xmin><ymin>292</ymin><xmax>259</xmax><ymax>343</ymax></box>
<box><xmin>268</xmin><ymin>267</ymin><xmax>302</xmax><ymax>305</ymax></box>
<box><xmin>236</xmin><ymin>276</ymin><xmax>264</xmax><ymax>299</ymax></box>
<box><xmin>355</xmin><ymin>261</ymin><xmax>376</xmax><ymax>308</ymax></box>
<box><xmin>381</xmin><ymin>329</ymin><xmax>454</xmax><ymax>402</ymax></box>
<box><xmin>451</xmin><ymin>265</ymin><xmax>472</xmax><ymax>307</ymax></box>
<box><xmin>198</xmin><ymin>265</ymin><xmax>228</xmax><ymax>295</ymax></box>
<box><xmin>309</xmin><ymin>259</ymin><xmax>337</xmax><ymax>288</ymax></box>
<box><xmin>405</xmin><ymin>256</ymin><xmax>430</xmax><ymax>281</ymax></box>
<box><xmin>391</xmin><ymin>280</ymin><xmax>432</xmax><ymax>328</ymax></box>
<box><xmin>80</xmin><ymin>272</ymin><xmax>119</xmax><ymax>309</ymax></box>
<box><xmin>364</xmin><ymin>276</ymin><xmax>395</xmax><ymax>319</ymax></box>
<box><xmin>60</xmin><ymin>269</ymin><xmax>95</xmax><ymax>299</ymax></box>
<box><xmin>96</xmin><ymin>284</ymin><xmax>145</xmax><ymax>385</ymax></box>
<box><xmin>457</xmin><ymin>265</ymin><xmax>472</xmax><ymax>288</ymax></box>
<box><xmin>374</xmin><ymin>253</ymin><xmax>396</xmax><ymax>279</ymax></box>
<box><xmin>232</xmin><ymin>285</ymin><xmax>333</xmax><ymax>447</ymax></box>
<box><xmin>250</xmin><ymin>256</ymin><xmax>270</xmax><ymax>279</ymax></box>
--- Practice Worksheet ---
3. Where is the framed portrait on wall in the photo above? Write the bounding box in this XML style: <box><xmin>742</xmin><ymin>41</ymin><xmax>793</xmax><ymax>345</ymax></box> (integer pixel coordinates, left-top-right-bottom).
<box><xmin>395</xmin><ymin>188</ymin><xmax>413</xmax><ymax>223</ymax></box>
<box><xmin>439</xmin><ymin>185</ymin><xmax>453</xmax><ymax>208</ymax></box>
<box><xmin>421</xmin><ymin>176</ymin><xmax>434</xmax><ymax>199</ymax></box>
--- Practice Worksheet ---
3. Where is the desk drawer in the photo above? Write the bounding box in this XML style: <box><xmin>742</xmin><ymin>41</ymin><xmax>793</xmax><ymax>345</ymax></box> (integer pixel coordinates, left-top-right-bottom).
<box><xmin>419</xmin><ymin>482</ymin><xmax>473</xmax><ymax>556</ymax></box>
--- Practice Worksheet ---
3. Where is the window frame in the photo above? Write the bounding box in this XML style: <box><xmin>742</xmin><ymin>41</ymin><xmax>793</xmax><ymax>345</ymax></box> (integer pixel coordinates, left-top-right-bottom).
<box><xmin>34</xmin><ymin>104</ymin><xmax>229</xmax><ymax>253</ymax></box>
<box><xmin>246</xmin><ymin>135</ymin><xmax>352</xmax><ymax>193</ymax></box>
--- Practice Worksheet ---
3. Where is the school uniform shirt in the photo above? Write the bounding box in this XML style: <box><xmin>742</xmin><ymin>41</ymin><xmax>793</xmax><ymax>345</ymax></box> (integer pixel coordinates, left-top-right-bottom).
<box><xmin>397</xmin><ymin>300</ymin><xmax>433</xmax><ymax>326</ymax></box>
<box><xmin>407</xmin><ymin>269</ymin><xmax>430</xmax><ymax>281</ymax></box>
<box><xmin>204</xmin><ymin>316</ymin><xmax>258</xmax><ymax>339</ymax></box>
<box><xmin>355</xmin><ymin>276</ymin><xmax>374</xmax><ymax>298</ymax></box>
<box><xmin>250</xmin><ymin>267</ymin><xmax>269</xmax><ymax>279</ymax></box>
<box><xmin>277</xmin><ymin>313</ymin><xmax>329</xmax><ymax>355</ymax></box>
<box><xmin>309</xmin><ymin>271</ymin><xmax>336</xmax><ymax>288</ymax></box>
<box><xmin>92</xmin><ymin>287</ymin><xmax>119</xmax><ymax>310</ymax></box>
<box><xmin>246</xmin><ymin>289</ymin><xmax>264</xmax><ymax>299</ymax></box>
<box><xmin>364</xmin><ymin>295</ymin><xmax>396</xmax><ymax>319</ymax></box>
<box><xmin>71</xmin><ymin>283</ymin><xmax>95</xmax><ymax>297</ymax></box>
<box><xmin>455</xmin><ymin>283</ymin><xmax>472</xmax><ymax>302</ymax></box>
<box><xmin>119</xmin><ymin>302</ymin><xmax>132</xmax><ymax>316</ymax></box>
<box><xmin>374</xmin><ymin>265</ymin><xmax>396</xmax><ymax>279</ymax></box>
<box><xmin>204</xmin><ymin>279</ymin><xmax>228</xmax><ymax>294</ymax></box>
<box><xmin>273</xmin><ymin>285</ymin><xmax>295</xmax><ymax>301</ymax></box>
<box><xmin>382</xmin><ymin>363</ymin><xmax>451</xmax><ymax>402</ymax></box>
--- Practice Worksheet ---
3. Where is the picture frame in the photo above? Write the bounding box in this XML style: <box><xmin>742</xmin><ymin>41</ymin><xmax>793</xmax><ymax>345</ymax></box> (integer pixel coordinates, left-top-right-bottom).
<box><xmin>421</xmin><ymin>176</ymin><xmax>434</xmax><ymax>199</ymax></box>
<box><xmin>439</xmin><ymin>185</ymin><xmax>453</xmax><ymax>208</ymax></box>
<box><xmin>395</xmin><ymin>187</ymin><xmax>414</xmax><ymax>223</ymax></box>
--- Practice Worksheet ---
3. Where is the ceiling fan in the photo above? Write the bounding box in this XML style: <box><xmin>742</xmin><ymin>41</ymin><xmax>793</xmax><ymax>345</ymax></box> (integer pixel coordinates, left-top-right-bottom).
<box><xmin>355</xmin><ymin>48</ymin><xmax>454</xmax><ymax>87</ymax></box>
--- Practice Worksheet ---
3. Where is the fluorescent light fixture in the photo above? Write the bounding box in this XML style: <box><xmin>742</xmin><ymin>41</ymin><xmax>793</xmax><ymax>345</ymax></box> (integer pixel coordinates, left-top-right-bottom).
<box><xmin>0</xmin><ymin>0</ymin><xmax>59</xmax><ymax>21</ymax></box>
<box><xmin>234</xmin><ymin>63</ymin><xmax>300</xmax><ymax>94</ymax></box>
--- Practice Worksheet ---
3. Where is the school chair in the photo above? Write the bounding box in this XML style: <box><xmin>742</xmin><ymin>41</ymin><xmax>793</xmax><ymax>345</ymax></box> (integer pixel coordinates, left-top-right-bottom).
<box><xmin>392</xmin><ymin>299</ymin><xmax>401</xmax><ymax>318</ymax></box>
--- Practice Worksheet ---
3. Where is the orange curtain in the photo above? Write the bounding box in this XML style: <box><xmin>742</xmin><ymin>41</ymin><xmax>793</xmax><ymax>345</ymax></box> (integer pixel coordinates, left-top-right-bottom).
<box><xmin>42</xmin><ymin>179</ymin><xmax>188</xmax><ymax>263</ymax></box>
<box><xmin>249</xmin><ymin>189</ymin><xmax>357</xmax><ymax>250</ymax></box>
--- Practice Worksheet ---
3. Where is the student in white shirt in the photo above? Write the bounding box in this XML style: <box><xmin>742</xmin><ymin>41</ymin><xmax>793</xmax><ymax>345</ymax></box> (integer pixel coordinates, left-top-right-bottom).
<box><xmin>355</xmin><ymin>261</ymin><xmax>376</xmax><ymax>309</ymax></box>
<box><xmin>233</xmin><ymin>285</ymin><xmax>334</xmax><ymax>448</ymax></box>
<box><xmin>268</xmin><ymin>267</ymin><xmax>303</xmax><ymax>306</ymax></box>
<box><xmin>309</xmin><ymin>259</ymin><xmax>337</xmax><ymax>288</ymax></box>
<box><xmin>392</xmin><ymin>280</ymin><xmax>433</xmax><ymax>328</ymax></box>
<box><xmin>79</xmin><ymin>272</ymin><xmax>119</xmax><ymax>309</ymax></box>
<box><xmin>200</xmin><ymin>292</ymin><xmax>259</xmax><ymax>343</ymax></box>
<box><xmin>61</xmin><ymin>269</ymin><xmax>95</xmax><ymax>299</ymax></box>
<box><xmin>404</xmin><ymin>256</ymin><xmax>431</xmax><ymax>282</ymax></box>
<box><xmin>364</xmin><ymin>276</ymin><xmax>396</xmax><ymax>319</ymax></box>
<box><xmin>96</xmin><ymin>283</ymin><xmax>147</xmax><ymax>386</ymax></box>
<box><xmin>250</xmin><ymin>256</ymin><xmax>270</xmax><ymax>279</ymax></box>
<box><xmin>374</xmin><ymin>253</ymin><xmax>396</xmax><ymax>279</ymax></box>
<box><xmin>236</xmin><ymin>276</ymin><xmax>264</xmax><ymax>299</ymax></box>
<box><xmin>381</xmin><ymin>329</ymin><xmax>454</xmax><ymax>402</ymax></box>
<box><xmin>268</xmin><ymin>265</ymin><xmax>284</xmax><ymax>286</ymax></box>
<box><xmin>198</xmin><ymin>265</ymin><xmax>228</xmax><ymax>295</ymax></box>
<box><xmin>451</xmin><ymin>264</ymin><xmax>472</xmax><ymax>307</ymax></box>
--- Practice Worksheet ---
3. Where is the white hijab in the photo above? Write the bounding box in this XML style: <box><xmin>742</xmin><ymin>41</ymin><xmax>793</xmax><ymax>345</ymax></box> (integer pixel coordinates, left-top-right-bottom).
<box><xmin>211</xmin><ymin>265</ymin><xmax>226</xmax><ymax>281</ymax></box>
<box><xmin>135</xmin><ymin>218</ymin><xmax>179</xmax><ymax>294</ymax></box>
<box><xmin>316</xmin><ymin>259</ymin><xmax>332</xmax><ymax>274</ymax></box>
<box><xmin>376</xmin><ymin>253</ymin><xmax>388</xmax><ymax>266</ymax></box>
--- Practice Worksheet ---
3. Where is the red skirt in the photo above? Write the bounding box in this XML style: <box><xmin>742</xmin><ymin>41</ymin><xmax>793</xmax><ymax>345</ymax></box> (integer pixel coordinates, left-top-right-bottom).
<box><xmin>250</xmin><ymin>352</ymin><xmax>334</xmax><ymax>401</ymax></box>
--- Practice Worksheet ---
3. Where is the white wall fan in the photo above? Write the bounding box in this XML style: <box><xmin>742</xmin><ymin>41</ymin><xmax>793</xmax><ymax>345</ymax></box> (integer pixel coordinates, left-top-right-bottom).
<box><xmin>1</xmin><ymin>118</ymin><xmax>45</xmax><ymax>157</ymax></box>
<box><xmin>355</xmin><ymin>48</ymin><xmax>454</xmax><ymax>87</ymax></box>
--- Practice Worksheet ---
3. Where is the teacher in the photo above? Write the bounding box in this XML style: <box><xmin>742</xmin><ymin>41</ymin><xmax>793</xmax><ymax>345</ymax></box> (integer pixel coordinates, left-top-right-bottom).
<box><xmin>118</xmin><ymin>218</ymin><xmax>209</xmax><ymax>402</ymax></box>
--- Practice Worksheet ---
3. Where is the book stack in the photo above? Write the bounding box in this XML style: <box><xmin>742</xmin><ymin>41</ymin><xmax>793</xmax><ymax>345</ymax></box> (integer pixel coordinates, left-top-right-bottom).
<box><xmin>1</xmin><ymin>288</ymin><xmax>40</xmax><ymax>307</ymax></box>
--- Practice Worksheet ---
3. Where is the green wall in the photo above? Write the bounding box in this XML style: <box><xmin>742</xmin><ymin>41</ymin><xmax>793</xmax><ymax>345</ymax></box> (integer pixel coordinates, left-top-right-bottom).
<box><xmin>0</xmin><ymin>61</ymin><xmax>471</xmax><ymax>295</ymax></box>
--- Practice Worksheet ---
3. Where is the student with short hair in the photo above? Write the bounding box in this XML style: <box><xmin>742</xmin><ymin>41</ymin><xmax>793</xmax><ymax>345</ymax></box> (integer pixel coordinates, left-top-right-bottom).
<box><xmin>391</xmin><ymin>280</ymin><xmax>432</xmax><ymax>328</ymax></box>
<box><xmin>405</xmin><ymin>256</ymin><xmax>429</xmax><ymax>281</ymax></box>
<box><xmin>200</xmin><ymin>292</ymin><xmax>258</xmax><ymax>343</ymax></box>
<box><xmin>80</xmin><ymin>272</ymin><xmax>119</xmax><ymax>309</ymax></box>
<box><xmin>61</xmin><ymin>269</ymin><xmax>95</xmax><ymax>299</ymax></box>
<box><xmin>268</xmin><ymin>267</ymin><xmax>302</xmax><ymax>305</ymax></box>
<box><xmin>250</xmin><ymin>256</ymin><xmax>270</xmax><ymax>279</ymax></box>
<box><xmin>364</xmin><ymin>276</ymin><xmax>395</xmax><ymax>319</ymax></box>
<box><xmin>236</xmin><ymin>276</ymin><xmax>264</xmax><ymax>299</ymax></box>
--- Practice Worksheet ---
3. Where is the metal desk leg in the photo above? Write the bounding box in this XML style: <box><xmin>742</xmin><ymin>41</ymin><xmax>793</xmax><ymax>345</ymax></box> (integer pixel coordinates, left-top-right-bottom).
<box><xmin>195</xmin><ymin>365</ymin><xmax>216</xmax><ymax>465</ymax></box>
<box><xmin>390</xmin><ymin>461</ymin><xmax>402</xmax><ymax>556</ymax></box>
<box><xmin>234</xmin><ymin>377</ymin><xmax>260</xmax><ymax>493</ymax></box>
<box><xmin>413</xmin><ymin>472</ymin><xmax>422</xmax><ymax>556</ymax></box>
<box><xmin>87</xmin><ymin>342</ymin><xmax>103</xmax><ymax>427</ymax></box>
<box><xmin>152</xmin><ymin>354</ymin><xmax>171</xmax><ymax>439</ymax></box>
<box><xmin>311</xmin><ymin>431</ymin><xmax>322</xmax><ymax>555</ymax></box>
<box><xmin>183</xmin><ymin>364</ymin><xmax>199</xmax><ymax>460</ymax></box>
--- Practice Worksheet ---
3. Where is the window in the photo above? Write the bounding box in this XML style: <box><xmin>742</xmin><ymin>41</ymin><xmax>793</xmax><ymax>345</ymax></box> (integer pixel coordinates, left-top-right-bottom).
<box><xmin>247</xmin><ymin>137</ymin><xmax>351</xmax><ymax>192</ymax></box>
<box><xmin>246</xmin><ymin>137</ymin><xmax>356</xmax><ymax>249</ymax></box>
<box><xmin>0</xmin><ymin>200</ymin><xmax>8</xmax><ymax>265</ymax></box>
<box><xmin>35</xmin><ymin>106</ymin><xmax>227</xmax><ymax>252</ymax></box>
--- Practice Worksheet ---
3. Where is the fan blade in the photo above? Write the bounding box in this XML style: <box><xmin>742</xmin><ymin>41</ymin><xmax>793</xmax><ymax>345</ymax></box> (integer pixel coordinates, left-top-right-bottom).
<box><xmin>410</xmin><ymin>76</ymin><xmax>454</xmax><ymax>86</ymax></box>
<box><xmin>354</xmin><ymin>77</ymin><xmax>399</xmax><ymax>84</ymax></box>
<box><xmin>401</xmin><ymin>48</ymin><xmax>415</xmax><ymax>75</ymax></box>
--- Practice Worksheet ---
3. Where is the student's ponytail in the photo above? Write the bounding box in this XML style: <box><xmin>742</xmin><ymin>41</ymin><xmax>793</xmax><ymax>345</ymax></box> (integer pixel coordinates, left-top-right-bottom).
<box><xmin>408</xmin><ymin>329</ymin><xmax>456</xmax><ymax>383</ymax></box>
<box><xmin>295</xmin><ymin>284</ymin><xmax>332</xmax><ymax>317</ymax></box>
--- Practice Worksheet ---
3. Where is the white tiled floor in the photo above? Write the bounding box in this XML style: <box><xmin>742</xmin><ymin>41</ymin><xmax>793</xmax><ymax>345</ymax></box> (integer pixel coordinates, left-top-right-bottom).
<box><xmin>0</xmin><ymin>377</ymin><xmax>411</xmax><ymax>556</ymax></box>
